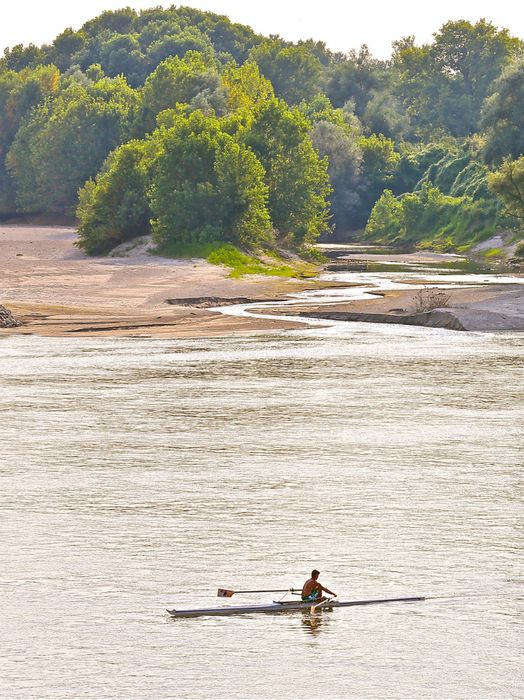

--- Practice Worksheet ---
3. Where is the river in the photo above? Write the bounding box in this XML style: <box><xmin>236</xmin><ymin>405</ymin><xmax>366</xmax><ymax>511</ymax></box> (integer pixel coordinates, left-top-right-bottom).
<box><xmin>1</xmin><ymin>267</ymin><xmax>523</xmax><ymax>699</ymax></box>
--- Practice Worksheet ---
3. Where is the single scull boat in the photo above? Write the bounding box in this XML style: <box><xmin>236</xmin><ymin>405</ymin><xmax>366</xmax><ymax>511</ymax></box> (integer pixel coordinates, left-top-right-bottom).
<box><xmin>167</xmin><ymin>595</ymin><xmax>425</xmax><ymax>618</ymax></box>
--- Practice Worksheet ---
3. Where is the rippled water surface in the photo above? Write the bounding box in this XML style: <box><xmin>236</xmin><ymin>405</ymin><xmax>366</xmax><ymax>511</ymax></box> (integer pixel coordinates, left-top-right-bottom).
<box><xmin>1</xmin><ymin>320</ymin><xmax>523</xmax><ymax>698</ymax></box>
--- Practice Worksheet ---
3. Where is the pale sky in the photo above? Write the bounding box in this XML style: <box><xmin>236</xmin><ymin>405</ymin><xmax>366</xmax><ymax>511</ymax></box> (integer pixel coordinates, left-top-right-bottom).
<box><xmin>2</xmin><ymin>0</ymin><xmax>524</xmax><ymax>58</ymax></box>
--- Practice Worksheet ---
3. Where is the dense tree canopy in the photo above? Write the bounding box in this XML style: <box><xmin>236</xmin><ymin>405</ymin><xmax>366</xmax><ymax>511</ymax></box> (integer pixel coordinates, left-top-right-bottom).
<box><xmin>77</xmin><ymin>138</ymin><xmax>158</xmax><ymax>254</ymax></box>
<box><xmin>488</xmin><ymin>157</ymin><xmax>524</xmax><ymax>221</ymax></box>
<box><xmin>249</xmin><ymin>40</ymin><xmax>323</xmax><ymax>105</ymax></box>
<box><xmin>0</xmin><ymin>65</ymin><xmax>60</xmax><ymax>213</ymax></box>
<box><xmin>243</xmin><ymin>99</ymin><xmax>331</xmax><ymax>243</ymax></box>
<box><xmin>137</xmin><ymin>51</ymin><xmax>222</xmax><ymax>134</ymax></box>
<box><xmin>150</xmin><ymin>111</ymin><xmax>272</xmax><ymax>248</ymax></box>
<box><xmin>325</xmin><ymin>46</ymin><xmax>386</xmax><ymax>116</ymax></box>
<box><xmin>391</xmin><ymin>20</ymin><xmax>523</xmax><ymax>138</ymax></box>
<box><xmin>7</xmin><ymin>77</ymin><xmax>139</xmax><ymax>213</ymax></box>
<box><xmin>481</xmin><ymin>61</ymin><xmax>524</xmax><ymax>164</ymax></box>
<box><xmin>1</xmin><ymin>8</ymin><xmax>523</xmax><ymax>253</ymax></box>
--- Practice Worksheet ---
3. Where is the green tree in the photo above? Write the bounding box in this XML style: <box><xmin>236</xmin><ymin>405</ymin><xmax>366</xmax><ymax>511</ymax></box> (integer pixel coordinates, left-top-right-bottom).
<box><xmin>150</xmin><ymin>111</ymin><xmax>272</xmax><ymax>248</ymax></box>
<box><xmin>392</xmin><ymin>21</ymin><xmax>523</xmax><ymax>137</ymax></box>
<box><xmin>47</xmin><ymin>29</ymin><xmax>87</xmax><ymax>71</ymax></box>
<box><xmin>299</xmin><ymin>94</ymin><xmax>349</xmax><ymax>128</ymax></box>
<box><xmin>81</xmin><ymin>8</ymin><xmax>137</xmax><ymax>37</ymax></box>
<box><xmin>365</xmin><ymin>184</ymin><xmax>499</xmax><ymax>249</ymax></box>
<box><xmin>221</xmin><ymin>60</ymin><xmax>274</xmax><ymax>113</ymax></box>
<box><xmin>391</xmin><ymin>37</ymin><xmax>451</xmax><ymax>137</ymax></box>
<box><xmin>77</xmin><ymin>138</ymin><xmax>158</xmax><ymax>254</ymax></box>
<box><xmin>0</xmin><ymin>65</ymin><xmax>60</xmax><ymax>214</ymax></box>
<box><xmin>325</xmin><ymin>46</ymin><xmax>387</xmax><ymax>115</ymax></box>
<box><xmin>244</xmin><ymin>99</ymin><xmax>331</xmax><ymax>243</ymax></box>
<box><xmin>310</xmin><ymin>120</ymin><xmax>363</xmax><ymax>232</ymax></box>
<box><xmin>0</xmin><ymin>65</ymin><xmax>60</xmax><ymax>161</ymax></box>
<box><xmin>481</xmin><ymin>61</ymin><xmax>524</xmax><ymax>164</ymax></box>
<box><xmin>1</xmin><ymin>44</ymin><xmax>44</xmax><ymax>71</ymax></box>
<box><xmin>364</xmin><ymin>189</ymin><xmax>404</xmax><ymax>242</ymax></box>
<box><xmin>137</xmin><ymin>51</ymin><xmax>222</xmax><ymax>134</ymax></box>
<box><xmin>147</xmin><ymin>28</ymin><xmax>213</xmax><ymax>68</ymax></box>
<box><xmin>7</xmin><ymin>77</ymin><xmax>139</xmax><ymax>214</ymax></box>
<box><xmin>187</xmin><ymin>12</ymin><xmax>260</xmax><ymax>63</ymax></box>
<box><xmin>361</xmin><ymin>90</ymin><xmax>410</xmax><ymax>140</ymax></box>
<box><xmin>357</xmin><ymin>133</ymin><xmax>400</xmax><ymax>219</ymax></box>
<box><xmin>136</xmin><ymin>6</ymin><xmax>260</xmax><ymax>62</ymax></box>
<box><xmin>487</xmin><ymin>157</ymin><xmax>524</xmax><ymax>221</ymax></box>
<box><xmin>98</xmin><ymin>34</ymin><xmax>148</xmax><ymax>86</ymax></box>
<box><xmin>432</xmin><ymin>19</ymin><xmax>523</xmax><ymax>113</ymax></box>
<box><xmin>250</xmin><ymin>40</ymin><xmax>323</xmax><ymax>105</ymax></box>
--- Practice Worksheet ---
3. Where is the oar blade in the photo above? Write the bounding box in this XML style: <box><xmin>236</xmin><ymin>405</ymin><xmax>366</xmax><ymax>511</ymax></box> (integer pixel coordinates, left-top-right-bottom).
<box><xmin>217</xmin><ymin>588</ymin><xmax>234</xmax><ymax>597</ymax></box>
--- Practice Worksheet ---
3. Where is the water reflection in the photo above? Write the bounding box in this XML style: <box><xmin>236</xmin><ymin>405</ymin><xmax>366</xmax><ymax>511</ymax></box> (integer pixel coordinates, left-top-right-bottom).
<box><xmin>300</xmin><ymin>610</ymin><xmax>329</xmax><ymax>636</ymax></box>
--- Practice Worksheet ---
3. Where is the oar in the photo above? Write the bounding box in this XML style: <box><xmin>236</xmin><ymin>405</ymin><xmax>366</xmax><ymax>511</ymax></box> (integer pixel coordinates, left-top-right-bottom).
<box><xmin>217</xmin><ymin>587</ymin><xmax>299</xmax><ymax>598</ymax></box>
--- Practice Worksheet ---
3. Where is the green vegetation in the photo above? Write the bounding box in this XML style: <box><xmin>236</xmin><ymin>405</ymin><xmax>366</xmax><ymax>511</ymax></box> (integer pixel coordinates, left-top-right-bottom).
<box><xmin>483</xmin><ymin>247</ymin><xmax>503</xmax><ymax>258</ymax></box>
<box><xmin>8</xmin><ymin>77</ymin><xmax>139</xmax><ymax>214</ymax></box>
<box><xmin>365</xmin><ymin>185</ymin><xmax>501</xmax><ymax>251</ymax></box>
<box><xmin>487</xmin><ymin>156</ymin><xmax>524</xmax><ymax>221</ymax></box>
<box><xmin>364</xmin><ymin>144</ymin><xmax>509</xmax><ymax>249</ymax></box>
<box><xmin>2</xmin><ymin>7</ymin><xmax>524</xmax><ymax>262</ymax></box>
<box><xmin>155</xmin><ymin>240</ymin><xmax>314</xmax><ymax>278</ymax></box>
<box><xmin>206</xmin><ymin>244</ymin><xmax>298</xmax><ymax>278</ymax></box>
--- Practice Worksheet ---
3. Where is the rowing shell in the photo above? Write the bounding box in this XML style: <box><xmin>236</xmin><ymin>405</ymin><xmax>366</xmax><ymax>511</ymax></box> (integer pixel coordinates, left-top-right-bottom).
<box><xmin>167</xmin><ymin>596</ymin><xmax>425</xmax><ymax>618</ymax></box>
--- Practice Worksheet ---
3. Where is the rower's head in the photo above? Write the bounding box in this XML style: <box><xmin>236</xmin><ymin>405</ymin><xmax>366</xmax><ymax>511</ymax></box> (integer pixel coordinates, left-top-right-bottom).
<box><xmin>311</xmin><ymin>569</ymin><xmax>320</xmax><ymax>580</ymax></box>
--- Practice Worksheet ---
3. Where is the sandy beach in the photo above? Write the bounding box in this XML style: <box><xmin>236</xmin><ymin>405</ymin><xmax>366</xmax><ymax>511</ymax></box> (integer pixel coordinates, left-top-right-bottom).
<box><xmin>0</xmin><ymin>225</ymin><xmax>322</xmax><ymax>337</ymax></box>
<box><xmin>1</xmin><ymin>225</ymin><xmax>523</xmax><ymax>336</ymax></box>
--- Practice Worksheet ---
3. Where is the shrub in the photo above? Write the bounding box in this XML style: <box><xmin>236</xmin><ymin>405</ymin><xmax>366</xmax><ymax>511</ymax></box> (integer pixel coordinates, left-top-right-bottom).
<box><xmin>412</xmin><ymin>288</ymin><xmax>451</xmax><ymax>313</ymax></box>
<box><xmin>150</xmin><ymin>111</ymin><xmax>273</xmax><ymax>249</ymax></box>
<box><xmin>77</xmin><ymin>139</ymin><xmax>155</xmax><ymax>254</ymax></box>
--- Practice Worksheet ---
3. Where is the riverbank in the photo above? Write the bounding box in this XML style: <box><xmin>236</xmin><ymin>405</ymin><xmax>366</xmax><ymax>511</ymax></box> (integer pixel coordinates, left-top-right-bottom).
<box><xmin>2</xmin><ymin>225</ymin><xmax>523</xmax><ymax>336</ymax></box>
<box><xmin>0</xmin><ymin>225</ymin><xmax>326</xmax><ymax>336</ymax></box>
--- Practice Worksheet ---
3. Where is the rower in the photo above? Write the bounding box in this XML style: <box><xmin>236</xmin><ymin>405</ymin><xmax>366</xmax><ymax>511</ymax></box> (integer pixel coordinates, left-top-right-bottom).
<box><xmin>301</xmin><ymin>569</ymin><xmax>336</xmax><ymax>602</ymax></box>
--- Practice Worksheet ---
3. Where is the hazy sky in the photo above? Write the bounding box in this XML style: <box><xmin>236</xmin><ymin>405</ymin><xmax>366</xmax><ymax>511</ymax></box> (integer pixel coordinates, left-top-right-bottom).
<box><xmin>2</xmin><ymin>0</ymin><xmax>524</xmax><ymax>58</ymax></box>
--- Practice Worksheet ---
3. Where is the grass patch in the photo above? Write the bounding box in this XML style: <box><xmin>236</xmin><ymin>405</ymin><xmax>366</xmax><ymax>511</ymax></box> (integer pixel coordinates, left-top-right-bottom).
<box><xmin>208</xmin><ymin>244</ymin><xmax>303</xmax><ymax>278</ymax></box>
<box><xmin>153</xmin><ymin>239</ymin><xmax>224</xmax><ymax>259</ymax></box>
<box><xmin>154</xmin><ymin>240</ymin><xmax>317</xmax><ymax>278</ymax></box>
<box><xmin>483</xmin><ymin>247</ymin><xmax>504</xmax><ymax>258</ymax></box>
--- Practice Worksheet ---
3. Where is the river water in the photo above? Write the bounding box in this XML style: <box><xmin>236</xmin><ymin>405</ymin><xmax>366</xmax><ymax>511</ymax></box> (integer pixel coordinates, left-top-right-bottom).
<box><xmin>1</xmin><ymin>269</ymin><xmax>523</xmax><ymax>699</ymax></box>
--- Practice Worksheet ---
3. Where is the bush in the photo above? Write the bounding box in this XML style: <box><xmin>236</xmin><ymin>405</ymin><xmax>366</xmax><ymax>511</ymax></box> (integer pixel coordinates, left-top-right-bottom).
<box><xmin>412</xmin><ymin>288</ymin><xmax>451</xmax><ymax>313</ymax></box>
<box><xmin>76</xmin><ymin>139</ymin><xmax>155</xmax><ymax>254</ymax></box>
<box><xmin>364</xmin><ymin>184</ymin><xmax>501</xmax><ymax>250</ymax></box>
<box><xmin>150</xmin><ymin>111</ymin><xmax>273</xmax><ymax>249</ymax></box>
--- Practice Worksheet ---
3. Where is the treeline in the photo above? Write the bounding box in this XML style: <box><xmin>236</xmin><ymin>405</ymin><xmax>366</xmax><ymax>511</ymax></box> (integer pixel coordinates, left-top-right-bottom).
<box><xmin>1</xmin><ymin>7</ymin><xmax>524</xmax><ymax>255</ymax></box>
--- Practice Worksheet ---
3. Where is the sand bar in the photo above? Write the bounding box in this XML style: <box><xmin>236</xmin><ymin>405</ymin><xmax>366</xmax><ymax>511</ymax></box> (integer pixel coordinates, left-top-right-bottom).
<box><xmin>1</xmin><ymin>225</ymin><xmax>523</xmax><ymax>336</ymax></box>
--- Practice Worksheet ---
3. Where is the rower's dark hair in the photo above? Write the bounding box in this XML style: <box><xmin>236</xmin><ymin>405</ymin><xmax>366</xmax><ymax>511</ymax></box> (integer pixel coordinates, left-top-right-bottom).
<box><xmin>311</xmin><ymin>569</ymin><xmax>320</xmax><ymax>578</ymax></box>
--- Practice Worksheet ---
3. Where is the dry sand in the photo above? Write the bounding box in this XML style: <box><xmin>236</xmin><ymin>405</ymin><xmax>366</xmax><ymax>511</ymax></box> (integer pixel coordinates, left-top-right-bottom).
<box><xmin>258</xmin><ymin>284</ymin><xmax>524</xmax><ymax>331</ymax></box>
<box><xmin>0</xmin><ymin>225</ymin><xmax>322</xmax><ymax>337</ymax></box>
<box><xmin>1</xmin><ymin>225</ymin><xmax>523</xmax><ymax>336</ymax></box>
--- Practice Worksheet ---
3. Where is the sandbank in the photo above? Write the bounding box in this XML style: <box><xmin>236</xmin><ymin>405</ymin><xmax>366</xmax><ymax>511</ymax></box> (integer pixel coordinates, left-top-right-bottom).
<box><xmin>1</xmin><ymin>225</ymin><xmax>523</xmax><ymax>336</ymax></box>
